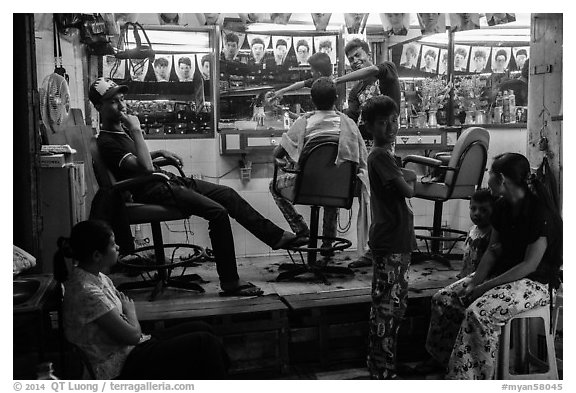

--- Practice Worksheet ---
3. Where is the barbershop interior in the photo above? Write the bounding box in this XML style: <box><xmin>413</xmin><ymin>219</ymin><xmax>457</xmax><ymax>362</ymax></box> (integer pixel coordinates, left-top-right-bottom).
<box><xmin>13</xmin><ymin>12</ymin><xmax>563</xmax><ymax>381</ymax></box>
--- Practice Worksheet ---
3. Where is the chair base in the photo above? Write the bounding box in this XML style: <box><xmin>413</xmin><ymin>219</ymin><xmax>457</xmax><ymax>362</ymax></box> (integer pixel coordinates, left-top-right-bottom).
<box><xmin>413</xmin><ymin>226</ymin><xmax>468</xmax><ymax>269</ymax></box>
<box><xmin>117</xmin><ymin>276</ymin><xmax>206</xmax><ymax>302</ymax></box>
<box><xmin>117</xmin><ymin>243</ymin><xmax>206</xmax><ymax>301</ymax></box>
<box><xmin>276</xmin><ymin>235</ymin><xmax>354</xmax><ymax>285</ymax></box>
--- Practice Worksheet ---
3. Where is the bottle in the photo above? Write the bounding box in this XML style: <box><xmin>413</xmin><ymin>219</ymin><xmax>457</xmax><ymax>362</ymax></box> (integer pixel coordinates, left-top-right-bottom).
<box><xmin>36</xmin><ymin>362</ymin><xmax>59</xmax><ymax>380</ymax></box>
<box><xmin>502</xmin><ymin>90</ymin><xmax>510</xmax><ymax>123</ymax></box>
<box><xmin>494</xmin><ymin>91</ymin><xmax>503</xmax><ymax>124</ymax></box>
<box><xmin>283</xmin><ymin>107</ymin><xmax>291</xmax><ymax>130</ymax></box>
<box><xmin>399</xmin><ymin>92</ymin><xmax>408</xmax><ymax>128</ymax></box>
<box><xmin>508</xmin><ymin>89</ymin><xmax>516</xmax><ymax>123</ymax></box>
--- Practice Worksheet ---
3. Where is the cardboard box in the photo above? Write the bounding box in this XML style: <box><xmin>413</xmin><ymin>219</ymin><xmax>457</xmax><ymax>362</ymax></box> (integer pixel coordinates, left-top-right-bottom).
<box><xmin>40</xmin><ymin>154</ymin><xmax>73</xmax><ymax>168</ymax></box>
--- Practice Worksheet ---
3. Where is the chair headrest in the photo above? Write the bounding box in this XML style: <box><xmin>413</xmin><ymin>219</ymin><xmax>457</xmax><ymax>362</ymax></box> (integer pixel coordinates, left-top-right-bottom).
<box><xmin>448</xmin><ymin>127</ymin><xmax>490</xmax><ymax>167</ymax></box>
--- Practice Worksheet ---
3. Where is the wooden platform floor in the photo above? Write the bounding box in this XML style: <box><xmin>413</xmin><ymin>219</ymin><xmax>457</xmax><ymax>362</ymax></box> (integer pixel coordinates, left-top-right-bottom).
<box><xmin>110</xmin><ymin>250</ymin><xmax>463</xmax><ymax>306</ymax></box>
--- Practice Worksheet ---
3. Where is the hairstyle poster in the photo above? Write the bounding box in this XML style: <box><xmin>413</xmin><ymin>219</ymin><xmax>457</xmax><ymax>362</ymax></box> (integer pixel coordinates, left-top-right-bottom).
<box><xmin>419</xmin><ymin>46</ymin><xmax>439</xmax><ymax>74</ymax></box>
<box><xmin>491</xmin><ymin>47</ymin><xmax>512</xmax><ymax>73</ymax></box>
<box><xmin>311</xmin><ymin>13</ymin><xmax>332</xmax><ymax>31</ymax></box>
<box><xmin>246</xmin><ymin>34</ymin><xmax>271</xmax><ymax>65</ymax></box>
<box><xmin>194</xmin><ymin>53</ymin><xmax>211</xmax><ymax>82</ymax></box>
<box><xmin>438</xmin><ymin>48</ymin><xmax>449</xmax><ymax>75</ymax></box>
<box><xmin>400</xmin><ymin>43</ymin><xmax>421</xmax><ymax>70</ymax></box>
<box><xmin>202</xmin><ymin>13</ymin><xmax>224</xmax><ymax>26</ymax></box>
<box><xmin>294</xmin><ymin>37</ymin><xmax>313</xmax><ymax>65</ymax></box>
<box><xmin>152</xmin><ymin>55</ymin><xmax>172</xmax><ymax>82</ymax></box>
<box><xmin>313</xmin><ymin>36</ymin><xmax>337</xmax><ymax>64</ymax></box>
<box><xmin>272</xmin><ymin>36</ymin><xmax>293</xmax><ymax>66</ymax></box>
<box><xmin>174</xmin><ymin>54</ymin><xmax>196</xmax><ymax>82</ymax></box>
<box><xmin>449</xmin><ymin>13</ymin><xmax>480</xmax><ymax>32</ymax></box>
<box><xmin>270</xmin><ymin>13</ymin><xmax>292</xmax><ymax>24</ymax></box>
<box><xmin>470</xmin><ymin>47</ymin><xmax>491</xmax><ymax>73</ymax></box>
<box><xmin>380</xmin><ymin>13</ymin><xmax>411</xmax><ymax>36</ymax></box>
<box><xmin>453</xmin><ymin>45</ymin><xmax>470</xmax><ymax>72</ymax></box>
<box><xmin>344</xmin><ymin>13</ymin><xmax>368</xmax><ymax>34</ymax></box>
<box><xmin>221</xmin><ymin>30</ymin><xmax>246</xmax><ymax>61</ymax></box>
<box><xmin>417</xmin><ymin>13</ymin><xmax>446</xmax><ymax>35</ymax></box>
<box><xmin>486</xmin><ymin>13</ymin><xmax>516</xmax><ymax>26</ymax></box>
<box><xmin>512</xmin><ymin>47</ymin><xmax>529</xmax><ymax>71</ymax></box>
<box><xmin>103</xmin><ymin>55</ymin><xmax>126</xmax><ymax>80</ymax></box>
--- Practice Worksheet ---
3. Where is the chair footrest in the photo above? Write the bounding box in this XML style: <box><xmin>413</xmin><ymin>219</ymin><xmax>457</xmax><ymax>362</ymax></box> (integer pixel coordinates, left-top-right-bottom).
<box><xmin>287</xmin><ymin>235</ymin><xmax>352</xmax><ymax>253</ymax></box>
<box><xmin>414</xmin><ymin>226</ymin><xmax>467</xmax><ymax>242</ymax></box>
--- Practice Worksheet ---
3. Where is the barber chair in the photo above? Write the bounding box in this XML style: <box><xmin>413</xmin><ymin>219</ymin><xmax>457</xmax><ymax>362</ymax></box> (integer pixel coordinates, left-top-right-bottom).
<box><xmin>402</xmin><ymin>127</ymin><xmax>490</xmax><ymax>267</ymax></box>
<box><xmin>272</xmin><ymin>139</ymin><xmax>357</xmax><ymax>284</ymax></box>
<box><xmin>90</xmin><ymin>137</ymin><xmax>205</xmax><ymax>301</ymax></box>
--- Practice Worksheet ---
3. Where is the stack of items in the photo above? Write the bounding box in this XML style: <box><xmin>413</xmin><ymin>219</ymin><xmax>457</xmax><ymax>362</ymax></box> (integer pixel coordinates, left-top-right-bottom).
<box><xmin>40</xmin><ymin>144</ymin><xmax>76</xmax><ymax>167</ymax></box>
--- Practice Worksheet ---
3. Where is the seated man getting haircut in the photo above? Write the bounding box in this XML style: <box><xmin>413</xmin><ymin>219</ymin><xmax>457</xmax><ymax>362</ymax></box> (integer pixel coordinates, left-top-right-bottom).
<box><xmin>91</xmin><ymin>77</ymin><xmax>304</xmax><ymax>297</ymax></box>
<box><xmin>270</xmin><ymin>77</ymin><xmax>368</xmax><ymax>256</ymax></box>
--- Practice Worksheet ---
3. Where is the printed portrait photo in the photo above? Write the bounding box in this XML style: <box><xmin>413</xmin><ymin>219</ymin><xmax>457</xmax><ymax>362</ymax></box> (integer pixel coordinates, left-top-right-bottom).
<box><xmin>272</xmin><ymin>36</ymin><xmax>292</xmax><ymax>66</ymax></box>
<box><xmin>344</xmin><ymin>13</ymin><xmax>368</xmax><ymax>34</ymax></box>
<box><xmin>438</xmin><ymin>48</ymin><xmax>449</xmax><ymax>75</ymax></box>
<box><xmin>470</xmin><ymin>47</ymin><xmax>491</xmax><ymax>73</ymax></box>
<box><xmin>270</xmin><ymin>13</ymin><xmax>292</xmax><ymax>25</ymax></box>
<box><xmin>419</xmin><ymin>46</ymin><xmax>439</xmax><ymax>74</ymax></box>
<box><xmin>512</xmin><ymin>47</ymin><xmax>529</xmax><ymax>71</ymax></box>
<box><xmin>246</xmin><ymin>34</ymin><xmax>271</xmax><ymax>65</ymax></box>
<box><xmin>453</xmin><ymin>45</ymin><xmax>470</xmax><ymax>72</ymax></box>
<box><xmin>152</xmin><ymin>55</ymin><xmax>172</xmax><ymax>82</ymax></box>
<box><xmin>417</xmin><ymin>13</ymin><xmax>446</xmax><ymax>35</ymax></box>
<box><xmin>174</xmin><ymin>54</ymin><xmax>196</xmax><ymax>82</ymax></box>
<box><xmin>295</xmin><ymin>37</ymin><xmax>313</xmax><ymax>65</ymax></box>
<box><xmin>400</xmin><ymin>43</ymin><xmax>421</xmax><ymax>70</ymax></box>
<box><xmin>197</xmin><ymin>53</ymin><xmax>211</xmax><ymax>81</ymax></box>
<box><xmin>311</xmin><ymin>13</ymin><xmax>332</xmax><ymax>31</ymax></box>
<box><xmin>491</xmin><ymin>47</ymin><xmax>512</xmax><ymax>73</ymax></box>
<box><xmin>450</xmin><ymin>13</ymin><xmax>480</xmax><ymax>32</ymax></box>
<box><xmin>314</xmin><ymin>36</ymin><xmax>337</xmax><ymax>64</ymax></box>
<box><xmin>221</xmin><ymin>30</ymin><xmax>245</xmax><ymax>62</ymax></box>
<box><xmin>380</xmin><ymin>13</ymin><xmax>410</xmax><ymax>36</ymax></box>
<box><xmin>486</xmin><ymin>13</ymin><xmax>516</xmax><ymax>26</ymax></box>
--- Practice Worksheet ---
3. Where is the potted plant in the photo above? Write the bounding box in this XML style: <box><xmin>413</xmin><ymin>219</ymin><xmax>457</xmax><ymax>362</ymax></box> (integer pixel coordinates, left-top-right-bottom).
<box><xmin>454</xmin><ymin>75</ymin><xmax>487</xmax><ymax>124</ymax></box>
<box><xmin>418</xmin><ymin>76</ymin><xmax>450</xmax><ymax>127</ymax></box>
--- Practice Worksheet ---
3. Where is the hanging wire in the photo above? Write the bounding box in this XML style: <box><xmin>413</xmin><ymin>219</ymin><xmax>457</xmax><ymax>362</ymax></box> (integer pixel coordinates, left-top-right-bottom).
<box><xmin>337</xmin><ymin>207</ymin><xmax>352</xmax><ymax>233</ymax></box>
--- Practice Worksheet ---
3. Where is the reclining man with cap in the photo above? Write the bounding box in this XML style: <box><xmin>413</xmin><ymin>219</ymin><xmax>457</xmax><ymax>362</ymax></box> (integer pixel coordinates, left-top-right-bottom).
<box><xmin>90</xmin><ymin>77</ymin><xmax>306</xmax><ymax>297</ymax></box>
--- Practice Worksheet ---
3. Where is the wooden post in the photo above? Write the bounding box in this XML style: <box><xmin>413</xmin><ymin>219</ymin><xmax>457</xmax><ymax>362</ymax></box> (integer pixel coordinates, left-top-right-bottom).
<box><xmin>527</xmin><ymin>14</ymin><xmax>563</xmax><ymax>211</ymax></box>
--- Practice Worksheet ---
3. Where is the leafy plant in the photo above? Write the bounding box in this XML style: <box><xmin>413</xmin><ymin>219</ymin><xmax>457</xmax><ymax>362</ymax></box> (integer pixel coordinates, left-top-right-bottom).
<box><xmin>418</xmin><ymin>76</ymin><xmax>450</xmax><ymax>111</ymax></box>
<box><xmin>454</xmin><ymin>75</ymin><xmax>487</xmax><ymax>111</ymax></box>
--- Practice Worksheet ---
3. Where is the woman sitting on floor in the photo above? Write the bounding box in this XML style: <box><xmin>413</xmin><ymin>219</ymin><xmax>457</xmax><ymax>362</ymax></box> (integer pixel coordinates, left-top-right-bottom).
<box><xmin>55</xmin><ymin>220</ymin><xmax>229</xmax><ymax>380</ymax></box>
<box><xmin>424</xmin><ymin>153</ymin><xmax>562</xmax><ymax>379</ymax></box>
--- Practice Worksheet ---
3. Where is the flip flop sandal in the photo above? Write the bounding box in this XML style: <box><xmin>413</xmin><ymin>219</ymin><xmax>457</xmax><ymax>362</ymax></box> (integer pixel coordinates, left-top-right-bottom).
<box><xmin>219</xmin><ymin>282</ymin><xmax>264</xmax><ymax>297</ymax></box>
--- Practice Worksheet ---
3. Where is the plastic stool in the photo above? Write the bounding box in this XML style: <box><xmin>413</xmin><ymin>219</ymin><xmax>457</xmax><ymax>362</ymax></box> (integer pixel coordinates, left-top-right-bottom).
<box><xmin>496</xmin><ymin>306</ymin><xmax>559</xmax><ymax>379</ymax></box>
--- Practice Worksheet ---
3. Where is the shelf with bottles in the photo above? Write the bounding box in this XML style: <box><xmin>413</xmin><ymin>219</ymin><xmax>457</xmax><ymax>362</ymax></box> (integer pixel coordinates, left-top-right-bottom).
<box><xmin>126</xmin><ymin>99</ymin><xmax>214</xmax><ymax>139</ymax></box>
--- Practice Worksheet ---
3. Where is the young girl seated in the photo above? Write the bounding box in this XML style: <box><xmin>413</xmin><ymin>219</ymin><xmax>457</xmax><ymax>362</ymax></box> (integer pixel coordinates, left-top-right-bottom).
<box><xmin>424</xmin><ymin>153</ymin><xmax>562</xmax><ymax>379</ymax></box>
<box><xmin>457</xmin><ymin>188</ymin><xmax>495</xmax><ymax>278</ymax></box>
<box><xmin>55</xmin><ymin>220</ymin><xmax>229</xmax><ymax>380</ymax></box>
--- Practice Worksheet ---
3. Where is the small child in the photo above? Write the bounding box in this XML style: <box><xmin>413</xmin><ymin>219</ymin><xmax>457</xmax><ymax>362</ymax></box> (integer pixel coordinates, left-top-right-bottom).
<box><xmin>457</xmin><ymin>189</ymin><xmax>494</xmax><ymax>278</ymax></box>
<box><xmin>362</xmin><ymin>95</ymin><xmax>417</xmax><ymax>379</ymax></box>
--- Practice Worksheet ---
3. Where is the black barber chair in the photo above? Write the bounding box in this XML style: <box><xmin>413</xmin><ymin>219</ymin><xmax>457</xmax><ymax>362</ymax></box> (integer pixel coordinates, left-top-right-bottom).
<box><xmin>272</xmin><ymin>138</ymin><xmax>357</xmax><ymax>284</ymax></box>
<box><xmin>90</xmin><ymin>137</ymin><xmax>205</xmax><ymax>301</ymax></box>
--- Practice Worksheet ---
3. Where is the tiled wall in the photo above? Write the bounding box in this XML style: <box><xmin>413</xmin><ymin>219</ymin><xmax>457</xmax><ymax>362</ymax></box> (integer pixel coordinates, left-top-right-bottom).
<box><xmin>135</xmin><ymin>127</ymin><xmax>526</xmax><ymax>258</ymax></box>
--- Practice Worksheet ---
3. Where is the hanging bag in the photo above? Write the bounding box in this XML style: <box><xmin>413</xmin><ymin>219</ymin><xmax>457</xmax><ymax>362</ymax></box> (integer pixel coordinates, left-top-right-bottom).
<box><xmin>115</xmin><ymin>22</ymin><xmax>155</xmax><ymax>60</ymax></box>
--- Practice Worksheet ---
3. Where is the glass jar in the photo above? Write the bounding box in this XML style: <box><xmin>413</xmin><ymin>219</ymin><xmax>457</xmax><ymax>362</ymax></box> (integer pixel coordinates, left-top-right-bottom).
<box><xmin>475</xmin><ymin>109</ymin><xmax>486</xmax><ymax>125</ymax></box>
<box><xmin>465</xmin><ymin>110</ymin><xmax>475</xmax><ymax>125</ymax></box>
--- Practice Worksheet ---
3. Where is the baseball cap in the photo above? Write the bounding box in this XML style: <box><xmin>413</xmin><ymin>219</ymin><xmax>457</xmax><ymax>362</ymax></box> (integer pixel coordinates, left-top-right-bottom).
<box><xmin>89</xmin><ymin>77</ymin><xmax>128</xmax><ymax>106</ymax></box>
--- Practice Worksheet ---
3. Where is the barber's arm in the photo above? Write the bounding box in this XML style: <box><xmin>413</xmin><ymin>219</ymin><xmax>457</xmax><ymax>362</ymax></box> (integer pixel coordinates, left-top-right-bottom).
<box><xmin>334</xmin><ymin>65</ymin><xmax>379</xmax><ymax>85</ymax></box>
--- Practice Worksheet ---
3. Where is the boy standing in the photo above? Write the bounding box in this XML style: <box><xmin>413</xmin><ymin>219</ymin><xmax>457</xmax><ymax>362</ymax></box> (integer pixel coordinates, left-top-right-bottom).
<box><xmin>457</xmin><ymin>189</ymin><xmax>494</xmax><ymax>278</ymax></box>
<box><xmin>362</xmin><ymin>96</ymin><xmax>417</xmax><ymax>379</ymax></box>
